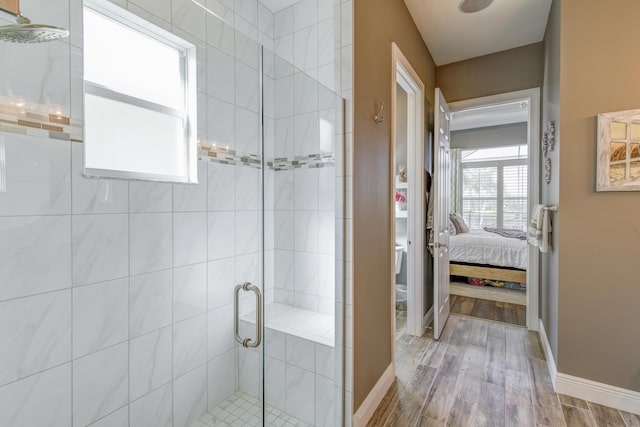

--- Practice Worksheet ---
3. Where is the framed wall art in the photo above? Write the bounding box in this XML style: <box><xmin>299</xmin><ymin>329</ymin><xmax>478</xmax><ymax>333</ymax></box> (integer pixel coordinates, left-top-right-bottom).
<box><xmin>597</xmin><ymin>109</ymin><xmax>640</xmax><ymax>191</ymax></box>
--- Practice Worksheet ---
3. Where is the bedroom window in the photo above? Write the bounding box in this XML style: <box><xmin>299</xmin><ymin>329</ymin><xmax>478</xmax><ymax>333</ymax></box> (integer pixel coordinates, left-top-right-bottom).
<box><xmin>460</xmin><ymin>145</ymin><xmax>528</xmax><ymax>230</ymax></box>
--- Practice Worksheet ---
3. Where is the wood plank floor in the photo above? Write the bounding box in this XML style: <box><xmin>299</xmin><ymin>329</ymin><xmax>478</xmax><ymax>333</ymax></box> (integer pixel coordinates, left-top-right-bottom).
<box><xmin>368</xmin><ymin>311</ymin><xmax>635</xmax><ymax>426</ymax></box>
<box><xmin>450</xmin><ymin>294</ymin><xmax>526</xmax><ymax>327</ymax></box>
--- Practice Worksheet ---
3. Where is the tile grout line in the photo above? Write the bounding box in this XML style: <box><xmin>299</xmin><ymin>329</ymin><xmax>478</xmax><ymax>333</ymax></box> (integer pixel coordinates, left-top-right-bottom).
<box><xmin>127</xmin><ymin>178</ymin><xmax>131</xmax><ymax>427</ymax></box>
<box><xmin>69</xmin><ymin>132</ymin><xmax>74</xmax><ymax>427</ymax></box>
<box><xmin>204</xmin><ymin>157</ymin><xmax>211</xmax><ymax>418</ymax></box>
<box><xmin>169</xmin><ymin>179</ymin><xmax>176</xmax><ymax>427</ymax></box>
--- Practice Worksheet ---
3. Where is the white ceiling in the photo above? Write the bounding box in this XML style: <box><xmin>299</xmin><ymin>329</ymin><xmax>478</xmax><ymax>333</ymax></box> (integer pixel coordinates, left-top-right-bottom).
<box><xmin>404</xmin><ymin>0</ymin><xmax>552</xmax><ymax>66</ymax></box>
<box><xmin>259</xmin><ymin>0</ymin><xmax>299</xmax><ymax>13</ymax></box>
<box><xmin>451</xmin><ymin>101</ymin><xmax>528</xmax><ymax>131</ymax></box>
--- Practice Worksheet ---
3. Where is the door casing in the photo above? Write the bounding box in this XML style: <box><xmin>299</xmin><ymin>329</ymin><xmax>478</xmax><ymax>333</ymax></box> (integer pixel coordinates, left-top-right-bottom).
<box><xmin>390</xmin><ymin>42</ymin><xmax>426</xmax><ymax>368</ymax></box>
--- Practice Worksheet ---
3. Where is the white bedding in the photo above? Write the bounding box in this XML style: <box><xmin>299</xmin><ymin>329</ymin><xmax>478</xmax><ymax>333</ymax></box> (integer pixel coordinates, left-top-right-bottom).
<box><xmin>449</xmin><ymin>229</ymin><xmax>528</xmax><ymax>270</ymax></box>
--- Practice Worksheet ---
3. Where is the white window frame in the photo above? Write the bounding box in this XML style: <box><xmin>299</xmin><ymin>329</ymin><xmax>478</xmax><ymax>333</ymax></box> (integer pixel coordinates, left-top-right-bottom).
<box><xmin>461</xmin><ymin>157</ymin><xmax>528</xmax><ymax>229</ymax></box>
<box><xmin>83</xmin><ymin>0</ymin><xmax>198</xmax><ymax>183</ymax></box>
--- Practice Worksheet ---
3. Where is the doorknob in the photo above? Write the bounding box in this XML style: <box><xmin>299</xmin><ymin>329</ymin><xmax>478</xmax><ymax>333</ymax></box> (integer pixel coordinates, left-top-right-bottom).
<box><xmin>234</xmin><ymin>282</ymin><xmax>262</xmax><ymax>348</ymax></box>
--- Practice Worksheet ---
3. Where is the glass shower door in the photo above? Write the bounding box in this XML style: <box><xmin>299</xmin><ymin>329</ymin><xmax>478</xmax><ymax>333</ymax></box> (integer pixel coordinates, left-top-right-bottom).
<box><xmin>260</xmin><ymin>45</ymin><xmax>345</xmax><ymax>426</ymax></box>
<box><xmin>205</xmin><ymin>13</ymin><xmax>266</xmax><ymax>425</ymax></box>
<box><xmin>205</xmin><ymin>15</ymin><xmax>344</xmax><ymax>424</ymax></box>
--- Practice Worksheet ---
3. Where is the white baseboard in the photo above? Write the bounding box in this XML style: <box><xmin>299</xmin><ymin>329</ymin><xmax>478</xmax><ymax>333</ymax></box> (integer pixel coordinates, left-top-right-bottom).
<box><xmin>556</xmin><ymin>374</ymin><xmax>640</xmax><ymax>415</ymax></box>
<box><xmin>538</xmin><ymin>319</ymin><xmax>640</xmax><ymax>415</ymax></box>
<box><xmin>423</xmin><ymin>306</ymin><xmax>434</xmax><ymax>329</ymax></box>
<box><xmin>538</xmin><ymin>319</ymin><xmax>557</xmax><ymax>387</ymax></box>
<box><xmin>353</xmin><ymin>363</ymin><xmax>395</xmax><ymax>427</ymax></box>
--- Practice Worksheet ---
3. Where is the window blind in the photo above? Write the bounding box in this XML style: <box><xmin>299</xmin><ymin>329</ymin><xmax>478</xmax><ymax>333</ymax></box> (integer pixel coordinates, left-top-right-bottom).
<box><xmin>460</xmin><ymin>145</ymin><xmax>528</xmax><ymax>231</ymax></box>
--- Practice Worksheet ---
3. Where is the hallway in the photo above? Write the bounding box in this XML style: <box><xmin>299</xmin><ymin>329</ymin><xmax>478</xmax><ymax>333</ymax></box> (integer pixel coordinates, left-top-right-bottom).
<box><xmin>368</xmin><ymin>314</ymin><xmax>638</xmax><ymax>426</ymax></box>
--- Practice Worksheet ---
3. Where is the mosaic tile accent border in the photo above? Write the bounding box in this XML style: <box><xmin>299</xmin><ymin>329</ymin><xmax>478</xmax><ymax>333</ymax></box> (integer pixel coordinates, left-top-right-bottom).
<box><xmin>0</xmin><ymin>101</ymin><xmax>83</xmax><ymax>142</ymax></box>
<box><xmin>0</xmin><ymin>105</ymin><xmax>335</xmax><ymax>172</ymax></box>
<box><xmin>199</xmin><ymin>144</ymin><xmax>335</xmax><ymax>171</ymax></box>
<box><xmin>270</xmin><ymin>152</ymin><xmax>335</xmax><ymax>171</ymax></box>
<box><xmin>199</xmin><ymin>144</ymin><xmax>262</xmax><ymax>169</ymax></box>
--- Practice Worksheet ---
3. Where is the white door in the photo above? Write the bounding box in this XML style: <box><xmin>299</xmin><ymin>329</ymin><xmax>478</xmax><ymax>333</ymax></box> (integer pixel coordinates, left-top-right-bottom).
<box><xmin>433</xmin><ymin>88</ymin><xmax>451</xmax><ymax>340</ymax></box>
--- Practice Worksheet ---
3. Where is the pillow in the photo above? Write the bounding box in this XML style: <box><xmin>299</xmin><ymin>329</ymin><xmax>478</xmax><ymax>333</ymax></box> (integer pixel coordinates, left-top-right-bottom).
<box><xmin>448</xmin><ymin>218</ymin><xmax>457</xmax><ymax>235</ymax></box>
<box><xmin>449</xmin><ymin>213</ymin><xmax>469</xmax><ymax>233</ymax></box>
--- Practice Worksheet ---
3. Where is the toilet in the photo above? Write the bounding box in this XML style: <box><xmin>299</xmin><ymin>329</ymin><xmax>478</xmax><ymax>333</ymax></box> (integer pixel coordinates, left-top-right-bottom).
<box><xmin>395</xmin><ymin>245</ymin><xmax>407</xmax><ymax>310</ymax></box>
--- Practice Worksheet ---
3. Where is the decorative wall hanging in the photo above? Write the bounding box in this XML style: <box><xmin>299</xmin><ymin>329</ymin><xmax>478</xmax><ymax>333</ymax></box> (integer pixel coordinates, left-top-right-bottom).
<box><xmin>542</xmin><ymin>121</ymin><xmax>556</xmax><ymax>158</ymax></box>
<box><xmin>373</xmin><ymin>99</ymin><xmax>384</xmax><ymax>123</ymax></box>
<box><xmin>544</xmin><ymin>158</ymin><xmax>551</xmax><ymax>184</ymax></box>
<box><xmin>548</xmin><ymin>121</ymin><xmax>556</xmax><ymax>151</ymax></box>
<box><xmin>597</xmin><ymin>109</ymin><xmax>640</xmax><ymax>191</ymax></box>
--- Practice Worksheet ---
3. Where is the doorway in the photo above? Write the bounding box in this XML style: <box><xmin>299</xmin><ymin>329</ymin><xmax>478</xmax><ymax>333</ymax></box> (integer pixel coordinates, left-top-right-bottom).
<box><xmin>390</xmin><ymin>43</ymin><xmax>426</xmax><ymax>349</ymax></box>
<box><xmin>444</xmin><ymin>89</ymin><xmax>541</xmax><ymax>331</ymax></box>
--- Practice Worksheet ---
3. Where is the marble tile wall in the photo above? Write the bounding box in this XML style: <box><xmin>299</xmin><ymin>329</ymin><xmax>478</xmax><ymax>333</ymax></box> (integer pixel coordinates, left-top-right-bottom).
<box><xmin>238</xmin><ymin>317</ymin><xmax>337</xmax><ymax>426</ymax></box>
<box><xmin>0</xmin><ymin>0</ymin><xmax>353</xmax><ymax>425</ymax></box>
<box><xmin>272</xmin><ymin>0</ymin><xmax>353</xmax><ymax>422</ymax></box>
<box><xmin>270</xmin><ymin>65</ymin><xmax>340</xmax><ymax>316</ymax></box>
<box><xmin>0</xmin><ymin>0</ymin><xmax>268</xmax><ymax>426</ymax></box>
<box><xmin>273</xmin><ymin>0</ymin><xmax>338</xmax><ymax>92</ymax></box>
<box><xmin>0</xmin><ymin>134</ymin><xmax>266</xmax><ymax>427</ymax></box>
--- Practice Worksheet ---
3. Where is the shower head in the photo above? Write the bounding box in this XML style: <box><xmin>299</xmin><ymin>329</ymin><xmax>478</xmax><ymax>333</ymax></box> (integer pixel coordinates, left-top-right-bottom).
<box><xmin>0</xmin><ymin>7</ymin><xmax>69</xmax><ymax>43</ymax></box>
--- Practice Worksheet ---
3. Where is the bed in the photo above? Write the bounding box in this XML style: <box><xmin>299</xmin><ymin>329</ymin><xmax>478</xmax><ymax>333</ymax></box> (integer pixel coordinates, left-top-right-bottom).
<box><xmin>448</xmin><ymin>229</ymin><xmax>528</xmax><ymax>284</ymax></box>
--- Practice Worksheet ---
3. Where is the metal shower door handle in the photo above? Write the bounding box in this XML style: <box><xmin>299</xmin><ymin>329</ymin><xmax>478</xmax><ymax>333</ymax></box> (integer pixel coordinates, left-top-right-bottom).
<box><xmin>234</xmin><ymin>282</ymin><xmax>262</xmax><ymax>348</ymax></box>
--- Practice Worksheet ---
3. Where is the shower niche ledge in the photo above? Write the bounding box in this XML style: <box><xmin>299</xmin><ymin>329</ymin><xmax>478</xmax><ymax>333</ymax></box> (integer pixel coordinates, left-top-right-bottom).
<box><xmin>240</xmin><ymin>302</ymin><xmax>335</xmax><ymax>347</ymax></box>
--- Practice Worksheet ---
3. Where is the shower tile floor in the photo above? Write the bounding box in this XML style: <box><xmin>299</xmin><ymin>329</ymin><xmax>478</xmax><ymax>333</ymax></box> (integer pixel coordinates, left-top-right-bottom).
<box><xmin>191</xmin><ymin>391</ymin><xmax>312</xmax><ymax>427</ymax></box>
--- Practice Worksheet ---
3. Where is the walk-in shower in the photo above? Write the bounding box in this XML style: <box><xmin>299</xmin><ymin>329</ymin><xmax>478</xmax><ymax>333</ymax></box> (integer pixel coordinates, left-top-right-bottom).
<box><xmin>0</xmin><ymin>0</ymin><xmax>345</xmax><ymax>425</ymax></box>
<box><xmin>205</xmin><ymin>33</ymin><xmax>346</xmax><ymax>426</ymax></box>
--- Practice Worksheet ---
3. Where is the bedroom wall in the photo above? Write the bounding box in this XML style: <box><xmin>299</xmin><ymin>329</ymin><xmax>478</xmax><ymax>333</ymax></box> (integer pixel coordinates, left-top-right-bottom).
<box><xmin>450</xmin><ymin>123</ymin><xmax>527</xmax><ymax>150</ymax></box>
<box><xmin>436</xmin><ymin>42</ymin><xmax>545</xmax><ymax>103</ymax></box>
<box><xmin>541</xmin><ymin>0</ymin><xmax>560</xmax><ymax>364</ymax></box>
<box><xmin>557</xmin><ymin>0</ymin><xmax>640</xmax><ymax>392</ymax></box>
<box><xmin>353</xmin><ymin>0</ymin><xmax>436</xmax><ymax>411</ymax></box>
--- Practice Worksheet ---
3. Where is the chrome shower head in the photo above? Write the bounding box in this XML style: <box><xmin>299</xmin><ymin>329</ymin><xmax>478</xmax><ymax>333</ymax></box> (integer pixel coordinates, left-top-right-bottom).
<box><xmin>0</xmin><ymin>10</ymin><xmax>69</xmax><ymax>43</ymax></box>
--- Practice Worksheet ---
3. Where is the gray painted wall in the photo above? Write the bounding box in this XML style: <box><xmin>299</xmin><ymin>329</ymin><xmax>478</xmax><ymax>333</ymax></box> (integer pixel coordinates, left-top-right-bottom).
<box><xmin>451</xmin><ymin>123</ymin><xmax>527</xmax><ymax>149</ymax></box>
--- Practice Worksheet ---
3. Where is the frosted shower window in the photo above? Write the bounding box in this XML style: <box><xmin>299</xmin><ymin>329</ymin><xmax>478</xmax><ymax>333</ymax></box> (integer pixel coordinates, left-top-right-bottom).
<box><xmin>82</xmin><ymin>0</ymin><xmax>197</xmax><ymax>183</ymax></box>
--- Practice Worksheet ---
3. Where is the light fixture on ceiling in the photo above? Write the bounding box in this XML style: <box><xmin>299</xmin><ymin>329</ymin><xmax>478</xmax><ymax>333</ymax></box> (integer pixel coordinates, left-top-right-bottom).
<box><xmin>458</xmin><ymin>0</ymin><xmax>493</xmax><ymax>14</ymax></box>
